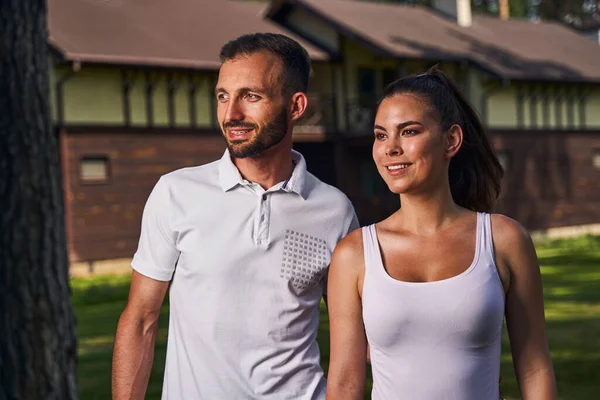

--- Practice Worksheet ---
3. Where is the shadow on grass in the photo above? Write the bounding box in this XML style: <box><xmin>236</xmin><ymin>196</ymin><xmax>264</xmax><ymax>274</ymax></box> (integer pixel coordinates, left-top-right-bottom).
<box><xmin>536</xmin><ymin>235</ymin><xmax>600</xmax><ymax>253</ymax></box>
<box><xmin>499</xmin><ymin>250</ymin><xmax>600</xmax><ymax>400</ymax></box>
<box><xmin>500</xmin><ymin>317</ymin><xmax>600</xmax><ymax>400</ymax></box>
<box><xmin>73</xmin><ymin>276</ymin><xmax>170</xmax><ymax>399</ymax></box>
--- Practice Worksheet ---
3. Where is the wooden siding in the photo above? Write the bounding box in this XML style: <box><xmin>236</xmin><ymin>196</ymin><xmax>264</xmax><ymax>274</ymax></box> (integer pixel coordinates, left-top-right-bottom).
<box><xmin>62</xmin><ymin>129</ymin><xmax>225</xmax><ymax>262</ymax></box>
<box><xmin>61</xmin><ymin>130</ymin><xmax>339</xmax><ymax>262</ymax></box>
<box><xmin>492</xmin><ymin>130</ymin><xmax>600</xmax><ymax>229</ymax></box>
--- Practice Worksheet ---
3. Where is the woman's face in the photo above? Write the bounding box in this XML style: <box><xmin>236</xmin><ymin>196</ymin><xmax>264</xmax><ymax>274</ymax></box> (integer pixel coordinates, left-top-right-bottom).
<box><xmin>372</xmin><ymin>93</ymin><xmax>453</xmax><ymax>195</ymax></box>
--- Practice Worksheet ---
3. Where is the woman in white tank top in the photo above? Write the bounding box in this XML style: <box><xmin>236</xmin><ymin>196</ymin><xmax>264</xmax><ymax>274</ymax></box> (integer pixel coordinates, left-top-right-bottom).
<box><xmin>326</xmin><ymin>68</ymin><xmax>557</xmax><ymax>400</ymax></box>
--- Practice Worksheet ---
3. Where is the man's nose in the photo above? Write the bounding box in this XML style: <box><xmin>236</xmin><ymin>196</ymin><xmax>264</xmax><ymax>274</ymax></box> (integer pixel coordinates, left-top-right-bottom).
<box><xmin>224</xmin><ymin>98</ymin><xmax>244</xmax><ymax>122</ymax></box>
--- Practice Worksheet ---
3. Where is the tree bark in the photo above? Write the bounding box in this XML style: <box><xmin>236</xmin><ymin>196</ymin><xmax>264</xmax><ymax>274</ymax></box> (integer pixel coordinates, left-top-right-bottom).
<box><xmin>0</xmin><ymin>1</ymin><xmax>78</xmax><ymax>399</ymax></box>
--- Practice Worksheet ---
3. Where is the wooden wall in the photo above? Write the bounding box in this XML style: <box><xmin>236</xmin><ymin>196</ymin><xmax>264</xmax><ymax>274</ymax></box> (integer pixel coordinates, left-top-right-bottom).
<box><xmin>61</xmin><ymin>130</ymin><xmax>339</xmax><ymax>262</ymax></box>
<box><xmin>61</xmin><ymin>128</ymin><xmax>225</xmax><ymax>262</ymax></box>
<box><xmin>492</xmin><ymin>130</ymin><xmax>600</xmax><ymax>230</ymax></box>
<box><xmin>61</xmin><ymin>128</ymin><xmax>600</xmax><ymax>262</ymax></box>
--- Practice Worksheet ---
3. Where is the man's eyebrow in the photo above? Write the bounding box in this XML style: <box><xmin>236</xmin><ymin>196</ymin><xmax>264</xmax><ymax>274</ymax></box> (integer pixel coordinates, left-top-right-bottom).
<box><xmin>373</xmin><ymin>121</ymin><xmax>424</xmax><ymax>131</ymax></box>
<box><xmin>214</xmin><ymin>86</ymin><xmax>268</xmax><ymax>95</ymax></box>
<box><xmin>239</xmin><ymin>86</ymin><xmax>268</xmax><ymax>94</ymax></box>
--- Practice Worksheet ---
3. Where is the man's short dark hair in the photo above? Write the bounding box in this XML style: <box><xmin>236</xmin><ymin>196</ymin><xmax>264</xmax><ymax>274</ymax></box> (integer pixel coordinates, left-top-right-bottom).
<box><xmin>220</xmin><ymin>33</ymin><xmax>311</xmax><ymax>96</ymax></box>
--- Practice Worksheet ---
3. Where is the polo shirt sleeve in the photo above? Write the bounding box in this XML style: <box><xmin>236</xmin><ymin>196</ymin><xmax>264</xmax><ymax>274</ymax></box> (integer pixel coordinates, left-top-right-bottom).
<box><xmin>131</xmin><ymin>176</ymin><xmax>179</xmax><ymax>281</ymax></box>
<box><xmin>324</xmin><ymin>201</ymin><xmax>360</xmax><ymax>296</ymax></box>
<box><xmin>346</xmin><ymin>209</ymin><xmax>360</xmax><ymax>235</ymax></box>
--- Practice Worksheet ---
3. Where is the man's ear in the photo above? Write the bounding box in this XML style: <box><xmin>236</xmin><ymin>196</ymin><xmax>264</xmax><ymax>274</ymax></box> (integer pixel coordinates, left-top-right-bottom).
<box><xmin>446</xmin><ymin>124</ymin><xmax>463</xmax><ymax>158</ymax></box>
<box><xmin>289</xmin><ymin>92</ymin><xmax>308</xmax><ymax>122</ymax></box>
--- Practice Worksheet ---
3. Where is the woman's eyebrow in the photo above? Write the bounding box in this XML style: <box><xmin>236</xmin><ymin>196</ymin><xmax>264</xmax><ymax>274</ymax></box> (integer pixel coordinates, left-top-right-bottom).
<box><xmin>396</xmin><ymin>121</ymin><xmax>423</xmax><ymax>130</ymax></box>
<box><xmin>374</xmin><ymin>121</ymin><xmax>424</xmax><ymax>131</ymax></box>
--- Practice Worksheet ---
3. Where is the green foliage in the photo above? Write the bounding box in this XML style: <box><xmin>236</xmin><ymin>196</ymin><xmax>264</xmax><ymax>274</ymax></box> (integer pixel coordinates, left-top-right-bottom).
<box><xmin>537</xmin><ymin>0</ymin><xmax>599</xmax><ymax>28</ymax></box>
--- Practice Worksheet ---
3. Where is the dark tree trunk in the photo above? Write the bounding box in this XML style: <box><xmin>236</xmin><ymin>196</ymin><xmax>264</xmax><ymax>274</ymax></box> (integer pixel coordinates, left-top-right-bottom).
<box><xmin>0</xmin><ymin>1</ymin><xmax>78</xmax><ymax>399</ymax></box>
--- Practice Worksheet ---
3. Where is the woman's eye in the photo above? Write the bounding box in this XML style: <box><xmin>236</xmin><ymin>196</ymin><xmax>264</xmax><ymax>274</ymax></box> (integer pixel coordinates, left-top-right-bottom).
<box><xmin>374</xmin><ymin>133</ymin><xmax>386</xmax><ymax>140</ymax></box>
<box><xmin>402</xmin><ymin>129</ymin><xmax>418</xmax><ymax>136</ymax></box>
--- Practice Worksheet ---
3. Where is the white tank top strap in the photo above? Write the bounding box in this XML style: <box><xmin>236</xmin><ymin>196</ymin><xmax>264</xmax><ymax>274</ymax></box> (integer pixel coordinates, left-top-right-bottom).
<box><xmin>479</xmin><ymin>212</ymin><xmax>495</xmax><ymax>260</ymax></box>
<box><xmin>362</xmin><ymin>224</ymin><xmax>388</xmax><ymax>281</ymax></box>
<box><xmin>362</xmin><ymin>225</ymin><xmax>377</xmax><ymax>273</ymax></box>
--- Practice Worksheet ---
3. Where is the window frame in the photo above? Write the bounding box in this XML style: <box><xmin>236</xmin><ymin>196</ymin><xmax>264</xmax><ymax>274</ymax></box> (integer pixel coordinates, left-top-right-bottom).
<box><xmin>79</xmin><ymin>155</ymin><xmax>111</xmax><ymax>185</ymax></box>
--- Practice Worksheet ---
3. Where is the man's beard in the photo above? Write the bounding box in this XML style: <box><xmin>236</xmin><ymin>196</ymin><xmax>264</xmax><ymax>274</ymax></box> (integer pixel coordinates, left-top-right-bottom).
<box><xmin>223</xmin><ymin>108</ymin><xmax>288</xmax><ymax>159</ymax></box>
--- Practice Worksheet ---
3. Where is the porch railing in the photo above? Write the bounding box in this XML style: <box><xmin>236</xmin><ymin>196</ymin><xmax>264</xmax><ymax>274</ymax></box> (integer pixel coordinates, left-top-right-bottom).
<box><xmin>294</xmin><ymin>93</ymin><xmax>336</xmax><ymax>134</ymax></box>
<box><xmin>345</xmin><ymin>100</ymin><xmax>376</xmax><ymax>136</ymax></box>
<box><xmin>293</xmin><ymin>95</ymin><xmax>377</xmax><ymax>136</ymax></box>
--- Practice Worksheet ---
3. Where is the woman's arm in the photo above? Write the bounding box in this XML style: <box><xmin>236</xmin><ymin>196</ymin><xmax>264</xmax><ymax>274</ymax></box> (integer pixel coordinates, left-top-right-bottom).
<box><xmin>492</xmin><ymin>215</ymin><xmax>557</xmax><ymax>400</ymax></box>
<box><xmin>326</xmin><ymin>230</ymin><xmax>367</xmax><ymax>400</ymax></box>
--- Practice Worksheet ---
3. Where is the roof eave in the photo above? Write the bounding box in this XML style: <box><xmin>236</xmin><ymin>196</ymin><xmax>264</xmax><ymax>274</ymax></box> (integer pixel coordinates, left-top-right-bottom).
<box><xmin>269</xmin><ymin>1</ymin><xmax>600</xmax><ymax>85</ymax></box>
<box><xmin>505</xmin><ymin>76</ymin><xmax>600</xmax><ymax>85</ymax></box>
<box><xmin>59</xmin><ymin>53</ymin><xmax>222</xmax><ymax>72</ymax></box>
<box><xmin>268</xmin><ymin>0</ymin><xmax>396</xmax><ymax>58</ymax></box>
<box><xmin>264</xmin><ymin>0</ymin><xmax>287</xmax><ymax>20</ymax></box>
<box><xmin>266</xmin><ymin>0</ymin><xmax>507</xmax><ymax>76</ymax></box>
<box><xmin>48</xmin><ymin>36</ymin><xmax>69</xmax><ymax>61</ymax></box>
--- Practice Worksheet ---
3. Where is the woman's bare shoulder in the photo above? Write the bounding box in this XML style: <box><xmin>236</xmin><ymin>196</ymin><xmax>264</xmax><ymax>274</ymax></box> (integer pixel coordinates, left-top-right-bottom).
<box><xmin>490</xmin><ymin>213</ymin><xmax>536</xmax><ymax>265</ymax></box>
<box><xmin>490</xmin><ymin>214</ymin><xmax>531</xmax><ymax>246</ymax></box>
<box><xmin>333</xmin><ymin>228</ymin><xmax>364</xmax><ymax>262</ymax></box>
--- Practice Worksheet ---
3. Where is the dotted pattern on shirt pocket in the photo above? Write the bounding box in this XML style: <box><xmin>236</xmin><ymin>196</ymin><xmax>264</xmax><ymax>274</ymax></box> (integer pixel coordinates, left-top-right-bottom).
<box><xmin>281</xmin><ymin>229</ymin><xmax>328</xmax><ymax>291</ymax></box>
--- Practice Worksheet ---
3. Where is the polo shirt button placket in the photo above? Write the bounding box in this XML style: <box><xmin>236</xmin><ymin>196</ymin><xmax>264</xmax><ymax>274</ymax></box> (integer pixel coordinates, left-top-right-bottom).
<box><xmin>257</xmin><ymin>193</ymin><xmax>269</xmax><ymax>246</ymax></box>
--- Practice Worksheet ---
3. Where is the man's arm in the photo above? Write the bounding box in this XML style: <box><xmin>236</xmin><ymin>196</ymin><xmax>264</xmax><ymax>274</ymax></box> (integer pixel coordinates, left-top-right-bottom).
<box><xmin>112</xmin><ymin>271</ymin><xmax>170</xmax><ymax>400</ymax></box>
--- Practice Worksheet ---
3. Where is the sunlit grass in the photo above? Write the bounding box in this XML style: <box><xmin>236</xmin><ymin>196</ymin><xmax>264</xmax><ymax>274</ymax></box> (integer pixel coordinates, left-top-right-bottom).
<box><xmin>74</xmin><ymin>237</ymin><xmax>600</xmax><ymax>399</ymax></box>
<box><xmin>495</xmin><ymin>236</ymin><xmax>600</xmax><ymax>400</ymax></box>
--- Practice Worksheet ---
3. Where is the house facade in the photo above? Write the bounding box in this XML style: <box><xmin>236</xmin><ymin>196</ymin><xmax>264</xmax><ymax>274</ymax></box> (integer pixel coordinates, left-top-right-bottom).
<box><xmin>48</xmin><ymin>0</ymin><xmax>337</xmax><ymax>262</ymax></box>
<box><xmin>267</xmin><ymin>0</ymin><xmax>600</xmax><ymax>229</ymax></box>
<box><xmin>47</xmin><ymin>0</ymin><xmax>600</xmax><ymax>264</ymax></box>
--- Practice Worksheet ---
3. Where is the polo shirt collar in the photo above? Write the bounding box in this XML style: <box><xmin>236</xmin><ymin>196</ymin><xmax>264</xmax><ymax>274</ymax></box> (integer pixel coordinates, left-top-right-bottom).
<box><xmin>218</xmin><ymin>149</ymin><xmax>309</xmax><ymax>199</ymax></box>
<box><xmin>218</xmin><ymin>149</ymin><xmax>244</xmax><ymax>192</ymax></box>
<box><xmin>284</xmin><ymin>150</ymin><xmax>308</xmax><ymax>199</ymax></box>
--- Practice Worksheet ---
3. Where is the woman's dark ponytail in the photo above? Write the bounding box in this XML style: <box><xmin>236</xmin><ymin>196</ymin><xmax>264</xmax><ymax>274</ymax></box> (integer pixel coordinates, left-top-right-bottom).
<box><xmin>381</xmin><ymin>66</ymin><xmax>503</xmax><ymax>212</ymax></box>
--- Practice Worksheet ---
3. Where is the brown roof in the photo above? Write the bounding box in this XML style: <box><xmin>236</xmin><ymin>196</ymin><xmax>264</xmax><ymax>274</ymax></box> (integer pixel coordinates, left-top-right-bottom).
<box><xmin>269</xmin><ymin>0</ymin><xmax>600</xmax><ymax>82</ymax></box>
<box><xmin>48</xmin><ymin>0</ymin><xmax>329</xmax><ymax>70</ymax></box>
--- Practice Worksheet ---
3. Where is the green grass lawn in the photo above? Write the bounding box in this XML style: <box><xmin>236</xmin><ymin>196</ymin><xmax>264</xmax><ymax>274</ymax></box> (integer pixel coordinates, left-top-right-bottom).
<box><xmin>74</xmin><ymin>236</ymin><xmax>600</xmax><ymax>399</ymax></box>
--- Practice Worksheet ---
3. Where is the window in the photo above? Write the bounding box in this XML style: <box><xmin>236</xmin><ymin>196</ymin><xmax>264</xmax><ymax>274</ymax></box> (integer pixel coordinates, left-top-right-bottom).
<box><xmin>357</xmin><ymin>68</ymin><xmax>377</xmax><ymax>107</ymax></box>
<box><xmin>80</xmin><ymin>156</ymin><xmax>110</xmax><ymax>184</ymax></box>
<box><xmin>496</xmin><ymin>150</ymin><xmax>511</xmax><ymax>172</ymax></box>
<box><xmin>593</xmin><ymin>150</ymin><xmax>600</xmax><ymax>170</ymax></box>
<box><xmin>382</xmin><ymin>68</ymin><xmax>397</xmax><ymax>87</ymax></box>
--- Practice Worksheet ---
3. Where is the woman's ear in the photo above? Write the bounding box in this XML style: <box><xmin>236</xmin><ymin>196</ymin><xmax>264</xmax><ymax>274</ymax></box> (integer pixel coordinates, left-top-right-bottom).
<box><xmin>289</xmin><ymin>92</ymin><xmax>308</xmax><ymax>122</ymax></box>
<box><xmin>446</xmin><ymin>124</ymin><xmax>463</xmax><ymax>158</ymax></box>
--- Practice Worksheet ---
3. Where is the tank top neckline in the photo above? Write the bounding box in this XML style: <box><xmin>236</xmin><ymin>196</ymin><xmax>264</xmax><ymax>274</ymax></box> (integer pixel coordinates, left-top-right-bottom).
<box><xmin>367</xmin><ymin>212</ymin><xmax>483</xmax><ymax>287</ymax></box>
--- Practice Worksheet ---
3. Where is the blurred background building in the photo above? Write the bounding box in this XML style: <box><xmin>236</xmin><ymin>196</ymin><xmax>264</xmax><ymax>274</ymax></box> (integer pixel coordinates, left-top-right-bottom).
<box><xmin>46</xmin><ymin>0</ymin><xmax>600</xmax><ymax>264</ymax></box>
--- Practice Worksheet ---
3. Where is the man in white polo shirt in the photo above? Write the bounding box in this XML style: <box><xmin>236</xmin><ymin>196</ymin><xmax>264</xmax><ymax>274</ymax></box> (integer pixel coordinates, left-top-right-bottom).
<box><xmin>112</xmin><ymin>33</ymin><xmax>358</xmax><ymax>399</ymax></box>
